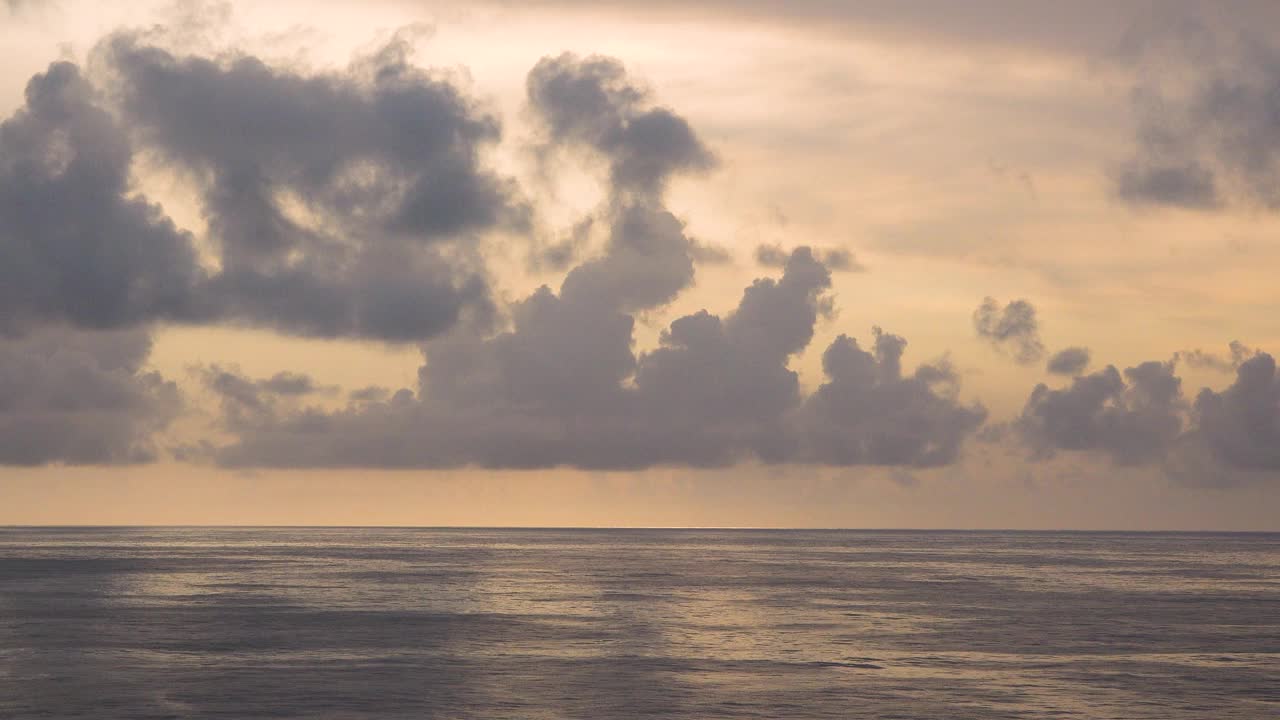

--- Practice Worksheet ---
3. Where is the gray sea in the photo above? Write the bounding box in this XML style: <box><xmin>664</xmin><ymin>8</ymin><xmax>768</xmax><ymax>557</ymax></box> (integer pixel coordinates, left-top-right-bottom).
<box><xmin>0</xmin><ymin>528</ymin><xmax>1276</xmax><ymax>719</ymax></box>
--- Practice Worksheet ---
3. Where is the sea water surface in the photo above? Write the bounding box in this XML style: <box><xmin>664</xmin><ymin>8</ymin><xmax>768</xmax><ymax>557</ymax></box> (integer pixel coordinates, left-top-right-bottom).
<box><xmin>0</xmin><ymin>528</ymin><xmax>1276</xmax><ymax>719</ymax></box>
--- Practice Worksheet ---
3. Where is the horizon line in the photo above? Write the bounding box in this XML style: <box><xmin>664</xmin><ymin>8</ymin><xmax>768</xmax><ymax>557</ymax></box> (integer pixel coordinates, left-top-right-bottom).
<box><xmin>1</xmin><ymin>524</ymin><xmax>1276</xmax><ymax>533</ymax></box>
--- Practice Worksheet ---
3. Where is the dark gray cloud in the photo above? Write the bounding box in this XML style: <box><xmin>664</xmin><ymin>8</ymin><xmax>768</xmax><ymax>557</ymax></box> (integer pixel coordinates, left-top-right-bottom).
<box><xmin>1046</xmin><ymin>346</ymin><xmax>1091</xmax><ymax>376</ymax></box>
<box><xmin>1179</xmin><ymin>341</ymin><xmax>1257</xmax><ymax>373</ymax></box>
<box><xmin>207</xmin><ymin>247</ymin><xmax>987</xmax><ymax>470</ymax></box>
<box><xmin>1012</xmin><ymin>350</ymin><xmax>1280</xmax><ymax>486</ymax></box>
<box><xmin>0</xmin><ymin>328</ymin><xmax>181</xmax><ymax>465</ymax></box>
<box><xmin>1115</xmin><ymin>25</ymin><xmax>1280</xmax><ymax>210</ymax></box>
<box><xmin>184</xmin><ymin>54</ymin><xmax>990</xmax><ymax>471</ymax></box>
<box><xmin>527</xmin><ymin>53</ymin><xmax>715</xmax><ymax>198</ymax></box>
<box><xmin>626</xmin><ymin>247</ymin><xmax>836</xmax><ymax>466</ymax></box>
<box><xmin>1187</xmin><ymin>353</ymin><xmax>1280</xmax><ymax>472</ymax></box>
<box><xmin>98</xmin><ymin>31</ymin><xmax>525</xmax><ymax>341</ymax></box>
<box><xmin>0</xmin><ymin>61</ymin><xmax>207</xmax><ymax>335</ymax></box>
<box><xmin>795</xmin><ymin>330</ymin><xmax>987</xmax><ymax>466</ymax></box>
<box><xmin>1016</xmin><ymin>360</ymin><xmax>1184</xmax><ymax>465</ymax></box>
<box><xmin>973</xmin><ymin>297</ymin><xmax>1045</xmax><ymax>365</ymax></box>
<box><xmin>0</xmin><ymin>31</ymin><xmax>529</xmax><ymax>343</ymax></box>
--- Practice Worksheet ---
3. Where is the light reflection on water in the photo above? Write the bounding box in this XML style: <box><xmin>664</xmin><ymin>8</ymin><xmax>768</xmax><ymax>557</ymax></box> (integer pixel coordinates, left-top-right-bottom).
<box><xmin>0</xmin><ymin>528</ymin><xmax>1277</xmax><ymax>719</ymax></box>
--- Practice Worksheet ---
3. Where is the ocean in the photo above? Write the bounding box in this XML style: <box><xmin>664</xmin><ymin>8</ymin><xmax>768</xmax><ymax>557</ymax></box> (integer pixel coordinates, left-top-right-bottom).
<box><xmin>0</xmin><ymin>528</ymin><xmax>1276</xmax><ymax>719</ymax></box>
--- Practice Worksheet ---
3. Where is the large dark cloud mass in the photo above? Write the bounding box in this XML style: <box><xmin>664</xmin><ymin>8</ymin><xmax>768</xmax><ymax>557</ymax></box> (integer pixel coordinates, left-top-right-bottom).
<box><xmin>209</xmin><ymin>247</ymin><xmax>987</xmax><ymax>470</ymax></box>
<box><xmin>106</xmin><ymin>32</ymin><xmax>526</xmax><ymax>341</ymax></box>
<box><xmin>0</xmin><ymin>29</ymin><xmax>536</xmax><ymax>465</ymax></box>
<box><xmin>1</xmin><ymin>32</ymin><xmax>525</xmax><ymax>342</ymax></box>
<box><xmin>0</xmin><ymin>328</ymin><xmax>180</xmax><ymax>465</ymax></box>
<box><xmin>3</xmin><ymin>17</ymin><xmax>1275</xmax><ymax>486</ymax></box>
<box><xmin>201</xmin><ymin>55</ymin><xmax>988</xmax><ymax>470</ymax></box>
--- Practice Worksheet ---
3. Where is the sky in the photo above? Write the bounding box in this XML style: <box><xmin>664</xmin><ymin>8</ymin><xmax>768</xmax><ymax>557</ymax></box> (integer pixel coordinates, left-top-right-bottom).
<box><xmin>2</xmin><ymin>0</ymin><xmax>1279</xmax><ymax>529</ymax></box>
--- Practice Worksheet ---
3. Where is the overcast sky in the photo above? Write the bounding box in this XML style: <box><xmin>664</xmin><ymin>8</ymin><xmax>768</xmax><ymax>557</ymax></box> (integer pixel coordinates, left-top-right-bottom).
<box><xmin>2</xmin><ymin>0</ymin><xmax>1279</xmax><ymax>528</ymax></box>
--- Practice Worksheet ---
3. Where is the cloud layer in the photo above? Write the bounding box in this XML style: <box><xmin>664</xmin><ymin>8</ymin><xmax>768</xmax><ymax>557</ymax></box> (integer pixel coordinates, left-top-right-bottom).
<box><xmin>198</xmin><ymin>55</ymin><xmax>988</xmax><ymax>470</ymax></box>
<box><xmin>0</xmin><ymin>15</ymin><xmax>1276</xmax><ymax>490</ymax></box>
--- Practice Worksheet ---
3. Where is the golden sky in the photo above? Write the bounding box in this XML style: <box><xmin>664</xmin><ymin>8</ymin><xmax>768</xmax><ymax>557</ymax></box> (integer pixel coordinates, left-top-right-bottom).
<box><xmin>1</xmin><ymin>0</ymin><xmax>1278</xmax><ymax>528</ymax></box>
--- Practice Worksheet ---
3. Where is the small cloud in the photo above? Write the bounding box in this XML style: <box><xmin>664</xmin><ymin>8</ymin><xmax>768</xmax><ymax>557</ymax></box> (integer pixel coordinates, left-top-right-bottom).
<box><xmin>973</xmin><ymin>297</ymin><xmax>1045</xmax><ymax>365</ymax></box>
<box><xmin>1046</xmin><ymin>346</ymin><xmax>1090</xmax><ymax>376</ymax></box>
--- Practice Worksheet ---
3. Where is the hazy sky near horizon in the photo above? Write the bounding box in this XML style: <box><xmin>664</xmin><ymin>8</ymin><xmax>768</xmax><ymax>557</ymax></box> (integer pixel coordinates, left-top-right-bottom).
<box><xmin>2</xmin><ymin>0</ymin><xmax>1280</xmax><ymax>528</ymax></box>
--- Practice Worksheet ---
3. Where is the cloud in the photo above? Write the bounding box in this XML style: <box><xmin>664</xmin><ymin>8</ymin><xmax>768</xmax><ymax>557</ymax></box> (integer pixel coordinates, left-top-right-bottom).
<box><xmin>206</xmin><ymin>247</ymin><xmax>987</xmax><ymax>470</ymax></box>
<box><xmin>794</xmin><ymin>330</ymin><xmax>987</xmax><ymax>466</ymax></box>
<box><xmin>1</xmin><ymin>28</ymin><xmax>532</xmax><ymax>344</ymax></box>
<box><xmin>131</xmin><ymin>57</ymin><xmax>938</xmax><ymax>466</ymax></box>
<box><xmin>1016</xmin><ymin>360</ymin><xmax>1184</xmax><ymax>466</ymax></box>
<box><xmin>1186</xmin><ymin>353</ymin><xmax>1280</xmax><ymax>473</ymax></box>
<box><xmin>1046</xmin><ymin>346</ymin><xmax>1090</xmax><ymax>376</ymax></box>
<box><xmin>526</xmin><ymin>53</ymin><xmax>716</xmax><ymax>198</ymax></box>
<box><xmin>190</xmin><ymin>364</ymin><xmax>330</xmax><ymax>439</ymax></box>
<box><xmin>755</xmin><ymin>244</ymin><xmax>790</xmax><ymax>268</ymax></box>
<box><xmin>972</xmin><ymin>297</ymin><xmax>1045</xmax><ymax>365</ymax></box>
<box><xmin>1115</xmin><ymin>160</ymin><xmax>1220</xmax><ymax>209</ymax></box>
<box><xmin>0</xmin><ymin>61</ymin><xmax>208</xmax><ymax>335</ymax></box>
<box><xmin>756</xmin><ymin>244</ymin><xmax>863</xmax><ymax>272</ymax></box>
<box><xmin>1179</xmin><ymin>341</ymin><xmax>1257</xmax><ymax>373</ymax></box>
<box><xmin>117</xmin><ymin>46</ymin><xmax>991</xmax><ymax>472</ymax></box>
<box><xmin>191</xmin><ymin>55</ymin><xmax>985</xmax><ymax>471</ymax></box>
<box><xmin>0</xmin><ymin>328</ymin><xmax>181</xmax><ymax>465</ymax></box>
<box><xmin>1010</xmin><ymin>350</ymin><xmax>1280</xmax><ymax>487</ymax></box>
<box><xmin>1114</xmin><ymin>24</ymin><xmax>1280</xmax><ymax>210</ymax></box>
<box><xmin>98</xmin><ymin>31</ymin><xmax>526</xmax><ymax>342</ymax></box>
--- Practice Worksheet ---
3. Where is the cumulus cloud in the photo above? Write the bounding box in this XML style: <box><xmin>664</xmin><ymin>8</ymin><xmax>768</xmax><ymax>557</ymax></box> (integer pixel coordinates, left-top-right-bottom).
<box><xmin>972</xmin><ymin>297</ymin><xmax>1045</xmax><ymax>365</ymax></box>
<box><xmin>1016</xmin><ymin>360</ymin><xmax>1184</xmax><ymax>465</ymax></box>
<box><xmin>1011</xmin><ymin>351</ymin><xmax>1280</xmax><ymax>486</ymax></box>
<box><xmin>1</xmin><ymin>29</ymin><xmax>531</xmax><ymax>343</ymax></box>
<box><xmin>105</xmin><ymin>31</ymin><xmax>526</xmax><ymax>341</ymax></box>
<box><xmin>0</xmin><ymin>328</ymin><xmax>181</xmax><ymax>465</ymax></box>
<box><xmin>1186</xmin><ymin>353</ymin><xmax>1280</xmax><ymax>473</ymax></box>
<box><xmin>189</xmin><ymin>53</ymin><xmax>986</xmax><ymax>470</ymax></box>
<box><xmin>207</xmin><ymin>248</ymin><xmax>987</xmax><ymax>470</ymax></box>
<box><xmin>1046</xmin><ymin>346</ymin><xmax>1090</xmax><ymax>376</ymax></box>
<box><xmin>0</xmin><ymin>61</ymin><xmax>207</xmax><ymax>335</ymax></box>
<box><xmin>794</xmin><ymin>330</ymin><xmax>986</xmax><ymax>466</ymax></box>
